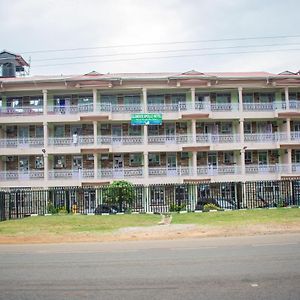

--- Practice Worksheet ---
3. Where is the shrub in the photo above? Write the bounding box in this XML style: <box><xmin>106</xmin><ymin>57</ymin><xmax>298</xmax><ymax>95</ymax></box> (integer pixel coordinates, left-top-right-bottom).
<box><xmin>203</xmin><ymin>203</ymin><xmax>222</xmax><ymax>212</ymax></box>
<box><xmin>58</xmin><ymin>207</ymin><xmax>68</xmax><ymax>215</ymax></box>
<box><xmin>47</xmin><ymin>202</ymin><xmax>58</xmax><ymax>214</ymax></box>
<box><xmin>170</xmin><ymin>204</ymin><xmax>186</xmax><ymax>213</ymax></box>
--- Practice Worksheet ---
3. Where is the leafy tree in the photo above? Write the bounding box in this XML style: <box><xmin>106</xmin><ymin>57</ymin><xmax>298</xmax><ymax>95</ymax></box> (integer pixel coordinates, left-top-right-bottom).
<box><xmin>107</xmin><ymin>180</ymin><xmax>135</xmax><ymax>212</ymax></box>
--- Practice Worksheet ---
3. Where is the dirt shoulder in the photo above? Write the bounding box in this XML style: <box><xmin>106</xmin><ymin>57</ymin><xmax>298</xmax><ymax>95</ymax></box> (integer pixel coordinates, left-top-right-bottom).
<box><xmin>1</xmin><ymin>222</ymin><xmax>300</xmax><ymax>244</ymax></box>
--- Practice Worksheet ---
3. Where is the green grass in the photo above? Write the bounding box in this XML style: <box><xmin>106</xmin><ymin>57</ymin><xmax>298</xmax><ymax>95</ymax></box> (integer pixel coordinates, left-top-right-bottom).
<box><xmin>0</xmin><ymin>214</ymin><xmax>161</xmax><ymax>237</ymax></box>
<box><xmin>172</xmin><ymin>208</ymin><xmax>300</xmax><ymax>226</ymax></box>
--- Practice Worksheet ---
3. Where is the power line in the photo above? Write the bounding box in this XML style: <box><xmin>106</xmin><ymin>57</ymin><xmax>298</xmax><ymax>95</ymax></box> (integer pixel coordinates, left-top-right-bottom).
<box><xmin>30</xmin><ymin>42</ymin><xmax>300</xmax><ymax>62</ymax></box>
<box><xmin>31</xmin><ymin>47</ymin><xmax>300</xmax><ymax>68</ymax></box>
<box><xmin>21</xmin><ymin>34</ymin><xmax>300</xmax><ymax>54</ymax></box>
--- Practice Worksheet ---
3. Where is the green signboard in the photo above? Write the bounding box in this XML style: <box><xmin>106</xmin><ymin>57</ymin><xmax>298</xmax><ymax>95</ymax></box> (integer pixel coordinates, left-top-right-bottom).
<box><xmin>131</xmin><ymin>113</ymin><xmax>162</xmax><ymax>125</ymax></box>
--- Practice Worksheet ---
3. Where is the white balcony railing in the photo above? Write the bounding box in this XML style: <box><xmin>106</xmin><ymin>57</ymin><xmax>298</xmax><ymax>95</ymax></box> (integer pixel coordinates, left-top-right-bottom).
<box><xmin>0</xmin><ymin>106</ymin><xmax>43</xmax><ymax>116</ymax></box>
<box><xmin>98</xmin><ymin>168</ymin><xmax>144</xmax><ymax>179</ymax></box>
<box><xmin>197</xmin><ymin>165</ymin><xmax>241</xmax><ymax>176</ymax></box>
<box><xmin>0</xmin><ymin>170</ymin><xmax>44</xmax><ymax>180</ymax></box>
<box><xmin>48</xmin><ymin>104</ymin><xmax>93</xmax><ymax>115</ymax></box>
<box><xmin>97</xmin><ymin>135</ymin><xmax>144</xmax><ymax>145</ymax></box>
<box><xmin>148</xmin><ymin>135</ymin><xmax>192</xmax><ymax>144</ymax></box>
<box><xmin>48</xmin><ymin>135</ymin><xmax>94</xmax><ymax>146</ymax></box>
<box><xmin>243</xmin><ymin>102</ymin><xmax>275</xmax><ymax>111</ymax></box>
<box><xmin>196</xmin><ymin>134</ymin><xmax>240</xmax><ymax>144</ymax></box>
<box><xmin>148</xmin><ymin>167</ymin><xmax>193</xmax><ymax>177</ymax></box>
<box><xmin>292</xmin><ymin>163</ymin><xmax>300</xmax><ymax>173</ymax></box>
<box><xmin>288</xmin><ymin>100</ymin><xmax>300</xmax><ymax>110</ymax></box>
<box><xmin>0</xmin><ymin>138</ymin><xmax>44</xmax><ymax>148</ymax></box>
<box><xmin>291</xmin><ymin>131</ymin><xmax>300</xmax><ymax>141</ymax></box>
<box><xmin>98</xmin><ymin>103</ymin><xmax>142</xmax><ymax>113</ymax></box>
<box><xmin>244</xmin><ymin>132</ymin><xmax>288</xmax><ymax>143</ymax></box>
<box><xmin>245</xmin><ymin>164</ymin><xmax>289</xmax><ymax>174</ymax></box>
<box><xmin>48</xmin><ymin>169</ymin><xmax>94</xmax><ymax>179</ymax></box>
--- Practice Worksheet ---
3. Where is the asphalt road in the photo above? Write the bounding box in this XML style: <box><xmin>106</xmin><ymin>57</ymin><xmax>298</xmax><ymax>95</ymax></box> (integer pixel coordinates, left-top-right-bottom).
<box><xmin>0</xmin><ymin>234</ymin><xmax>299</xmax><ymax>300</ymax></box>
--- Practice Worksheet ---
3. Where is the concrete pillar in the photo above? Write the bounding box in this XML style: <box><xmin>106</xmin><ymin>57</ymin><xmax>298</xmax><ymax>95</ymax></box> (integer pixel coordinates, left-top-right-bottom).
<box><xmin>240</xmin><ymin>148</ymin><xmax>246</xmax><ymax>175</ymax></box>
<box><xmin>191</xmin><ymin>119</ymin><xmax>196</xmax><ymax>143</ymax></box>
<box><xmin>144</xmin><ymin>152</ymin><xmax>148</xmax><ymax>179</ymax></box>
<box><xmin>44</xmin><ymin>154</ymin><xmax>48</xmax><ymax>182</ymax></box>
<box><xmin>93</xmin><ymin>89</ymin><xmax>97</xmax><ymax>112</ymax></box>
<box><xmin>93</xmin><ymin>121</ymin><xmax>97</xmax><ymax>146</ymax></box>
<box><xmin>142</xmin><ymin>87</ymin><xmax>147</xmax><ymax>113</ymax></box>
<box><xmin>192</xmin><ymin>151</ymin><xmax>197</xmax><ymax>176</ymax></box>
<box><xmin>238</xmin><ymin>87</ymin><xmax>243</xmax><ymax>112</ymax></box>
<box><xmin>285</xmin><ymin>87</ymin><xmax>289</xmax><ymax>109</ymax></box>
<box><xmin>43</xmin><ymin>122</ymin><xmax>48</xmax><ymax>149</ymax></box>
<box><xmin>94</xmin><ymin>153</ymin><xmax>98</xmax><ymax>179</ymax></box>
<box><xmin>239</xmin><ymin>119</ymin><xmax>244</xmax><ymax>143</ymax></box>
<box><xmin>287</xmin><ymin>148</ymin><xmax>292</xmax><ymax>173</ymax></box>
<box><xmin>286</xmin><ymin>118</ymin><xmax>291</xmax><ymax>141</ymax></box>
<box><xmin>143</xmin><ymin>125</ymin><xmax>148</xmax><ymax>145</ymax></box>
<box><xmin>43</xmin><ymin>89</ymin><xmax>47</xmax><ymax>115</ymax></box>
<box><xmin>191</xmin><ymin>87</ymin><xmax>195</xmax><ymax>109</ymax></box>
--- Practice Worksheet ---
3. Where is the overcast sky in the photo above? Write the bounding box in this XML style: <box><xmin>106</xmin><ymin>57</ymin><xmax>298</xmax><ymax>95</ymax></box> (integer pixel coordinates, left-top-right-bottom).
<box><xmin>1</xmin><ymin>0</ymin><xmax>300</xmax><ymax>76</ymax></box>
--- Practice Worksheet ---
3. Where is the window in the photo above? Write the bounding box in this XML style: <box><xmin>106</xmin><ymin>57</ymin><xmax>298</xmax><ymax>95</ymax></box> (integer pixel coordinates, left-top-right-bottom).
<box><xmin>54</xmin><ymin>155</ymin><xmax>65</xmax><ymax>169</ymax></box>
<box><xmin>148</xmin><ymin>95</ymin><xmax>164</xmax><ymax>105</ymax></box>
<box><xmin>128</xmin><ymin>125</ymin><xmax>141</xmax><ymax>136</ymax></box>
<box><xmin>124</xmin><ymin>95</ymin><xmax>141</xmax><ymax>105</ymax></box>
<box><xmin>148</xmin><ymin>125</ymin><xmax>159</xmax><ymax>135</ymax></box>
<box><xmin>220</xmin><ymin>123</ymin><xmax>232</xmax><ymax>134</ymax></box>
<box><xmin>224</xmin><ymin>152</ymin><xmax>234</xmax><ymax>164</ymax></box>
<box><xmin>54</xmin><ymin>125</ymin><xmax>64</xmax><ymax>137</ymax></box>
<box><xmin>196</xmin><ymin>93</ymin><xmax>209</xmax><ymax>102</ymax></box>
<box><xmin>148</xmin><ymin>153</ymin><xmax>160</xmax><ymax>166</ymax></box>
<box><xmin>35</xmin><ymin>156</ymin><xmax>44</xmax><ymax>169</ymax></box>
<box><xmin>244</xmin><ymin>123</ymin><xmax>252</xmax><ymax>134</ymax></box>
<box><xmin>216</xmin><ymin>93</ymin><xmax>231</xmax><ymax>103</ymax></box>
<box><xmin>129</xmin><ymin>153</ymin><xmax>142</xmax><ymax>166</ymax></box>
<box><xmin>35</xmin><ymin>126</ymin><xmax>43</xmax><ymax>138</ymax></box>
<box><xmin>245</xmin><ymin>152</ymin><xmax>252</xmax><ymax>164</ymax></box>
<box><xmin>259</xmin><ymin>93</ymin><xmax>274</xmax><ymax>103</ymax></box>
<box><xmin>171</xmin><ymin>94</ymin><xmax>186</xmax><ymax>104</ymax></box>
<box><xmin>101</xmin><ymin>95</ymin><xmax>117</xmax><ymax>104</ymax></box>
<box><xmin>78</xmin><ymin>95</ymin><xmax>93</xmax><ymax>105</ymax></box>
<box><xmin>243</xmin><ymin>93</ymin><xmax>253</xmax><ymax>103</ymax></box>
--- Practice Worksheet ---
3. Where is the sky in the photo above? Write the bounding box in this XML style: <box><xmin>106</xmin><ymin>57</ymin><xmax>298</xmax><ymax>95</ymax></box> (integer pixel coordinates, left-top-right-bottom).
<box><xmin>1</xmin><ymin>0</ymin><xmax>300</xmax><ymax>76</ymax></box>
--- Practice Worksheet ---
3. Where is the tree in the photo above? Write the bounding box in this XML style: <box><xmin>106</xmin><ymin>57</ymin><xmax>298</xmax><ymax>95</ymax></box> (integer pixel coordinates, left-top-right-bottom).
<box><xmin>106</xmin><ymin>180</ymin><xmax>135</xmax><ymax>212</ymax></box>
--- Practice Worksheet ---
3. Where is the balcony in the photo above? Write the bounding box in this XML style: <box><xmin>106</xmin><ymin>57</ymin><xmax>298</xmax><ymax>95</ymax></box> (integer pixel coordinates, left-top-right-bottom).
<box><xmin>98</xmin><ymin>168</ymin><xmax>144</xmax><ymax>179</ymax></box>
<box><xmin>48</xmin><ymin>136</ymin><xmax>94</xmax><ymax>146</ymax></box>
<box><xmin>148</xmin><ymin>135</ymin><xmax>192</xmax><ymax>144</ymax></box>
<box><xmin>196</xmin><ymin>134</ymin><xmax>240</xmax><ymax>144</ymax></box>
<box><xmin>0</xmin><ymin>106</ymin><xmax>43</xmax><ymax>116</ymax></box>
<box><xmin>97</xmin><ymin>135</ymin><xmax>144</xmax><ymax>145</ymax></box>
<box><xmin>243</xmin><ymin>102</ymin><xmax>276</xmax><ymax>111</ymax></box>
<box><xmin>0</xmin><ymin>138</ymin><xmax>44</xmax><ymax>148</ymax></box>
<box><xmin>291</xmin><ymin>131</ymin><xmax>300</xmax><ymax>141</ymax></box>
<box><xmin>48</xmin><ymin>169</ymin><xmax>94</xmax><ymax>179</ymax></box>
<box><xmin>98</xmin><ymin>103</ymin><xmax>142</xmax><ymax>113</ymax></box>
<box><xmin>245</xmin><ymin>164</ymin><xmax>289</xmax><ymax>174</ymax></box>
<box><xmin>197</xmin><ymin>165</ymin><xmax>241</xmax><ymax>176</ymax></box>
<box><xmin>244</xmin><ymin>133</ymin><xmax>288</xmax><ymax>143</ymax></box>
<box><xmin>0</xmin><ymin>170</ymin><xmax>44</xmax><ymax>180</ymax></box>
<box><xmin>148</xmin><ymin>166</ymin><xmax>192</xmax><ymax>177</ymax></box>
<box><xmin>47</xmin><ymin>104</ymin><xmax>93</xmax><ymax>115</ymax></box>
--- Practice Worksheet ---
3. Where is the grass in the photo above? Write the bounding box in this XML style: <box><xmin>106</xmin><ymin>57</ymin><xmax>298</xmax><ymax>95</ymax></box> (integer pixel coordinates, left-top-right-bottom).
<box><xmin>0</xmin><ymin>214</ymin><xmax>161</xmax><ymax>237</ymax></box>
<box><xmin>172</xmin><ymin>207</ymin><xmax>300</xmax><ymax>227</ymax></box>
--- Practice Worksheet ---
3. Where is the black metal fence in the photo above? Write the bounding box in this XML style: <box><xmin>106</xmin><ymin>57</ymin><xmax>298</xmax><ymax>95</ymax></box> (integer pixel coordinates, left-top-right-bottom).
<box><xmin>1</xmin><ymin>179</ymin><xmax>300</xmax><ymax>221</ymax></box>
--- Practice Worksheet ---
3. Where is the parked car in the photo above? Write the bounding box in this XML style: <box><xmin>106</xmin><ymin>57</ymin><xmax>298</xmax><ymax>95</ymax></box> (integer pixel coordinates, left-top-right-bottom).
<box><xmin>94</xmin><ymin>204</ymin><xmax>119</xmax><ymax>214</ymax></box>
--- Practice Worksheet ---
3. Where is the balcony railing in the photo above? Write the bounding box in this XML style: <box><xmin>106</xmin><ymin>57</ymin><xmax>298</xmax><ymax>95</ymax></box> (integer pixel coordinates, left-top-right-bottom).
<box><xmin>288</xmin><ymin>100</ymin><xmax>300</xmax><ymax>110</ymax></box>
<box><xmin>0</xmin><ymin>138</ymin><xmax>44</xmax><ymax>148</ymax></box>
<box><xmin>197</xmin><ymin>165</ymin><xmax>241</xmax><ymax>176</ymax></box>
<box><xmin>292</xmin><ymin>163</ymin><xmax>300</xmax><ymax>173</ymax></box>
<box><xmin>48</xmin><ymin>169</ymin><xmax>94</xmax><ymax>179</ymax></box>
<box><xmin>148</xmin><ymin>135</ymin><xmax>192</xmax><ymax>144</ymax></box>
<box><xmin>245</xmin><ymin>164</ymin><xmax>289</xmax><ymax>174</ymax></box>
<box><xmin>243</xmin><ymin>102</ymin><xmax>276</xmax><ymax>111</ymax></box>
<box><xmin>0</xmin><ymin>170</ymin><xmax>44</xmax><ymax>180</ymax></box>
<box><xmin>291</xmin><ymin>131</ymin><xmax>300</xmax><ymax>141</ymax></box>
<box><xmin>196</xmin><ymin>134</ymin><xmax>240</xmax><ymax>144</ymax></box>
<box><xmin>98</xmin><ymin>103</ymin><xmax>142</xmax><ymax>113</ymax></box>
<box><xmin>48</xmin><ymin>136</ymin><xmax>94</xmax><ymax>146</ymax></box>
<box><xmin>0</xmin><ymin>106</ymin><xmax>43</xmax><ymax>116</ymax></box>
<box><xmin>48</xmin><ymin>104</ymin><xmax>93</xmax><ymax>115</ymax></box>
<box><xmin>244</xmin><ymin>132</ymin><xmax>288</xmax><ymax>143</ymax></box>
<box><xmin>98</xmin><ymin>168</ymin><xmax>144</xmax><ymax>179</ymax></box>
<box><xmin>148</xmin><ymin>166</ymin><xmax>192</xmax><ymax>177</ymax></box>
<box><xmin>97</xmin><ymin>135</ymin><xmax>144</xmax><ymax>145</ymax></box>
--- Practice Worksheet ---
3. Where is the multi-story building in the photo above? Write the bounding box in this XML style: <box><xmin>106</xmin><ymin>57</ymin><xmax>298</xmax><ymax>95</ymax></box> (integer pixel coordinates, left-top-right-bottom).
<box><xmin>1</xmin><ymin>51</ymin><xmax>300</xmax><ymax>190</ymax></box>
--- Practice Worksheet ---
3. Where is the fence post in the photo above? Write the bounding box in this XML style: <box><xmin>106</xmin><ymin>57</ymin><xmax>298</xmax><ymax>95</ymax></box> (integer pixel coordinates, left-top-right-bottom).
<box><xmin>144</xmin><ymin>185</ymin><xmax>149</xmax><ymax>213</ymax></box>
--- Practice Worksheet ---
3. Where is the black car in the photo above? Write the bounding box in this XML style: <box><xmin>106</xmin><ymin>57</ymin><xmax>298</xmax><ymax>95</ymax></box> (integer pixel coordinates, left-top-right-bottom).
<box><xmin>94</xmin><ymin>204</ymin><xmax>119</xmax><ymax>214</ymax></box>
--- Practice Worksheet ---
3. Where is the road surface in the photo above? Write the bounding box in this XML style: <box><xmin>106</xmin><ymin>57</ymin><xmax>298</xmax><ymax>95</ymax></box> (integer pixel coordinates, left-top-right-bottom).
<box><xmin>0</xmin><ymin>234</ymin><xmax>299</xmax><ymax>300</ymax></box>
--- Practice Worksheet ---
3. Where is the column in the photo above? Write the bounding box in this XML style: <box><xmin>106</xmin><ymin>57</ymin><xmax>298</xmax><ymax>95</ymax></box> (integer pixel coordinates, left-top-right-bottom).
<box><xmin>142</xmin><ymin>87</ymin><xmax>147</xmax><ymax>112</ymax></box>
<box><xmin>144</xmin><ymin>152</ymin><xmax>148</xmax><ymax>180</ymax></box>
<box><xmin>286</xmin><ymin>118</ymin><xmax>291</xmax><ymax>142</ymax></box>
<box><xmin>238</xmin><ymin>87</ymin><xmax>243</xmax><ymax>112</ymax></box>
<box><xmin>43</xmin><ymin>122</ymin><xmax>48</xmax><ymax>182</ymax></box>
<box><xmin>191</xmin><ymin>87</ymin><xmax>195</xmax><ymax>109</ymax></box>
<box><xmin>43</xmin><ymin>122</ymin><xmax>48</xmax><ymax>150</ymax></box>
<box><xmin>44</xmin><ymin>153</ymin><xmax>48</xmax><ymax>182</ymax></box>
<box><xmin>143</xmin><ymin>125</ymin><xmax>148</xmax><ymax>145</ymax></box>
<box><xmin>285</xmin><ymin>87</ymin><xmax>289</xmax><ymax>109</ymax></box>
<box><xmin>43</xmin><ymin>89</ymin><xmax>47</xmax><ymax>115</ymax></box>
<box><xmin>94</xmin><ymin>153</ymin><xmax>98</xmax><ymax>179</ymax></box>
<box><xmin>93</xmin><ymin>89</ymin><xmax>97</xmax><ymax>112</ymax></box>
<box><xmin>287</xmin><ymin>148</ymin><xmax>292</xmax><ymax>173</ymax></box>
<box><xmin>191</xmin><ymin>119</ymin><xmax>196</xmax><ymax>143</ymax></box>
<box><xmin>192</xmin><ymin>151</ymin><xmax>197</xmax><ymax>176</ymax></box>
<box><xmin>239</xmin><ymin>119</ymin><xmax>244</xmax><ymax>143</ymax></box>
<box><xmin>93</xmin><ymin>121</ymin><xmax>97</xmax><ymax>146</ymax></box>
<box><xmin>240</xmin><ymin>148</ymin><xmax>245</xmax><ymax>175</ymax></box>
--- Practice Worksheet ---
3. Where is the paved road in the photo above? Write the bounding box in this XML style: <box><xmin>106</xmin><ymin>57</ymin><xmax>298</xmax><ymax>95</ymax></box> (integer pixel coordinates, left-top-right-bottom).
<box><xmin>0</xmin><ymin>234</ymin><xmax>299</xmax><ymax>300</ymax></box>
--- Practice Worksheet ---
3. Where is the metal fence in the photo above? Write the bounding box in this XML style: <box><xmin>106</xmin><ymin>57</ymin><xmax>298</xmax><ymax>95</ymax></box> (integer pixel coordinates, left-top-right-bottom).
<box><xmin>0</xmin><ymin>179</ymin><xmax>300</xmax><ymax>221</ymax></box>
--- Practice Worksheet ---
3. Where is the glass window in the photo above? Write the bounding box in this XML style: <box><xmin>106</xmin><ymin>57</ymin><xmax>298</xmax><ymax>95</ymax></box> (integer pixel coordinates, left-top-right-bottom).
<box><xmin>124</xmin><ymin>95</ymin><xmax>141</xmax><ymax>105</ymax></box>
<box><xmin>35</xmin><ymin>156</ymin><xmax>44</xmax><ymax>169</ymax></box>
<box><xmin>171</xmin><ymin>94</ymin><xmax>186</xmax><ymax>104</ymax></box>
<box><xmin>216</xmin><ymin>93</ymin><xmax>231</xmax><ymax>103</ymax></box>
<box><xmin>129</xmin><ymin>153</ymin><xmax>142</xmax><ymax>166</ymax></box>
<box><xmin>244</xmin><ymin>123</ymin><xmax>252</xmax><ymax>134</ymax></box>
<box><xmin>259</xmin><ymin>93</ymin><xmax>274</xmax><ymax>103</ymax></box>
<box><xmin>101</xmin><ymin>95</ymin><xmax>117</xmax><ymax>104</ymax></box>
<box><xmin>243</xmin><ymin>93</ymin><xmax>253</xmax><ymax>103</ymax></box>
<box><xmin>35</xmin><ymin>126</ymin><xmax>43</xmax><ymax>138</ymax></box>
<box><xmin>148</xmin><ymin>125</ymin><xmax>159</xmax><ymax>135</ymax></box>
<box><xmin>220</xmin><ymin>123</ymin><xmax>232</xmax><ymax>134</ymax></box>
<box><xmin>128</xmin><ymin>125</ymin><xmax>141</xmax><ymax>136</ymax></box>
<box><xmin>148</xmin><ymin>153</ymin><xmax>160</xmax><ymax>166</ymax></box>
<box><xmin>54</xmin><ymin>155</ymin><xmax>65</xmax><ymax>168</ymax></box>
<box><xmin>224</xmin><ymin>152</ymin><xmax>234</xmax><ymax>164</ymax></box>
<box><xmin>148</xmin><ymin>95</ymin><xmax>164</xmax><ymax>105</ymax></box>
<box><xmin>245</xmin><ymin>152</ymin><xmax>252</xmax><ymax>164</ymax></box>
<box><xmin>54</xmin><ymin>125</ymin><xmax>64</xmax><ymax>137</ymax></box>
<box><xmin>196</xmin><ymin>94</ymin><xmax>209</xmax><ymax>102</ymax></box>
<box><xmin>78</xmin><ymin>95</ymin><xmax>93</xmax><ymax>105</ymax></box>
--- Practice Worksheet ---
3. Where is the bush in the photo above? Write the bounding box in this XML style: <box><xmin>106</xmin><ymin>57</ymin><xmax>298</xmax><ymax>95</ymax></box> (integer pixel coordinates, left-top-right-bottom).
<box><xmin>203</xmin><ymin>203</ymin><xmax>222</xmax><ymax>212</ymax></box>
<box><xmin>170</xmin><ymin>204</ymin><xmax>186</xmax><ymax>213</ymax></box>
<box><xmin>58</xmin><ymin>207</ymin><xmax>68</xmax><ymax>215</ymax></box>
<box><xmin>47</xmin><ymin>202</ymin><xmax>58</xmax><ymax>214</ymax></box>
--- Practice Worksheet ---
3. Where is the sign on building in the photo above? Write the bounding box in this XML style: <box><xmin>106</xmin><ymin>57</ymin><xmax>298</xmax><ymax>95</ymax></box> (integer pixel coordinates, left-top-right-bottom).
<box><xmin>131</xmin><ymin>113</ymin><xmax>162</xmax><ymax>125</ymax></box>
